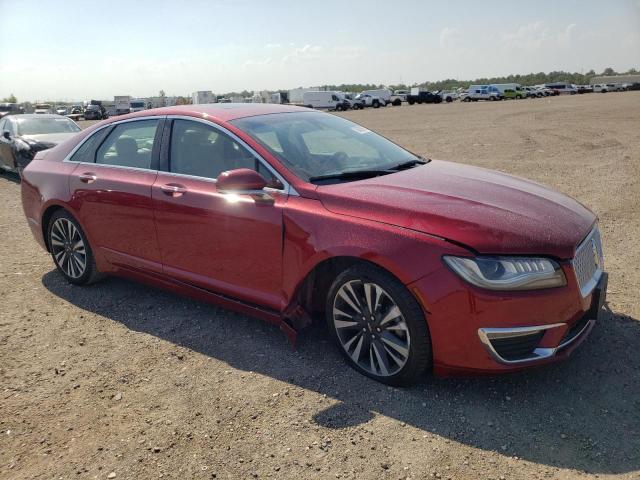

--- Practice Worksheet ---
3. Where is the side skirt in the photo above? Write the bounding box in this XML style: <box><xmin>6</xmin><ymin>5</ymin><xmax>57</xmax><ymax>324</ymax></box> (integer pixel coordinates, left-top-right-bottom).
<box><xmin>109</xmin><ymin>265</ymin><xmax>296</xmax><ymax>342</ymax></box>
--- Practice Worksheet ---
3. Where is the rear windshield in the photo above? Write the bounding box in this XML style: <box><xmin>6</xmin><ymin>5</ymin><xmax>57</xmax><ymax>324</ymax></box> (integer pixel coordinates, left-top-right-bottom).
<box><xmin>16</xmin><ymin>117</ymin><xmax>81</xmax><ymax>135</ymax></box>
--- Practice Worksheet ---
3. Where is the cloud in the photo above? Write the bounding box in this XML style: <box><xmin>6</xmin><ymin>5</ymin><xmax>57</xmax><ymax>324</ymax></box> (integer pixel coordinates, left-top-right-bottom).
<box><xmin>282</xmin><ymin>44</ymin><xmax>324</xmax><ymax>64</ymax></box>
<box><xmin>501</xmin><ymin>21</ymin><xmax>549</xmax><ymax>50</ymax></box>
<box><xmin>439</xmin><ymin>27</ymin><xmax>460</xmax><ymax>48</ymax></box>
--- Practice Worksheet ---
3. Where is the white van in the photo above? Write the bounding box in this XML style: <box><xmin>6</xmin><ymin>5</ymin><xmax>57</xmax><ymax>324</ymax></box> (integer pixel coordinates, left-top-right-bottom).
<box><xmin>360</xmin><ymin>89</ymin><xmax>392</xmax><ymax>105</ymax></box>
<box><xmin>302</xmin><ymin>91</ymin><xmax>348</xmax><ymax>111</ymax></box>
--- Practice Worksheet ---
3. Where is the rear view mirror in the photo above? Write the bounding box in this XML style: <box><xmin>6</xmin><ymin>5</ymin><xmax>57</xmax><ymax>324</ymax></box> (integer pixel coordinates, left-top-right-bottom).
<box><xmin>217</xmin><ymin>168</ymin><xmax>267</xmax><ymax>192</ymax></box>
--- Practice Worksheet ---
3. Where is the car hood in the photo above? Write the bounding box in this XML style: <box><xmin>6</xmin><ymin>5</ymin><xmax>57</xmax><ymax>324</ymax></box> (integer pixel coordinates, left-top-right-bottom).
<box><xmin>316</xmin><ymin>160</ymin><xmax>595</xmax><ymax>259</ymax></box>
<box><xmin>21</xmin><ymin>132</ymin><xmax>77</xmax><ymax>145</ymax></box>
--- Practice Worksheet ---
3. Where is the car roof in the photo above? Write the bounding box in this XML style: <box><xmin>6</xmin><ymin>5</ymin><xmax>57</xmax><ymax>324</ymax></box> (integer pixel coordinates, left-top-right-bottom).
<box><xmin>9</xmin><ymin>114</ymin><xmax>64</xmax><ymax>119</ymax></box>
<box><xmin>121</xmin><ymin>103</ymin><xmax>311</xmax><ymax>123</ymax></box>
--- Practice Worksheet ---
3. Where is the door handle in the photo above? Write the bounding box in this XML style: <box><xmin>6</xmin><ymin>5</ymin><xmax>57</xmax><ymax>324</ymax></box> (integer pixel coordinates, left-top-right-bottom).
<box><xmin>160</xmin><ymin>183</ymin><xmax>187</xmax><ymax>197</ymax></box>
<box><xmin>79</xmin><ymin>172</ymin><xmax>97</xmax><ymax>183</ymax></box>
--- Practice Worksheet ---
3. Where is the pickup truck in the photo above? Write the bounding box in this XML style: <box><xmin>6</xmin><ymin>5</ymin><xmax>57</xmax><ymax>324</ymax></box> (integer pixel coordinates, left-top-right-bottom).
<box><xmin>355</xmin><ymin>93</ymin><xmax>385</xmax><ymax>108</ymax></box>
<box><xmin>460</xmin><ymin>86</ymin><xmax>503</xmax><ymax>102</ymax></box>
<box><xmin>406</xmin><ymin>90</ymin><xmax>442</xmax><ymax>105</ymax></box>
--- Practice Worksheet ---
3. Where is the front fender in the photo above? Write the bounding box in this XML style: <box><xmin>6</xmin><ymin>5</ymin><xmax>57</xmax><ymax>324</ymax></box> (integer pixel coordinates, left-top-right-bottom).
<box><xmin>281</xmin><ymin>196</ymin><xmax>472</xmax><ymax>308</ymax></box>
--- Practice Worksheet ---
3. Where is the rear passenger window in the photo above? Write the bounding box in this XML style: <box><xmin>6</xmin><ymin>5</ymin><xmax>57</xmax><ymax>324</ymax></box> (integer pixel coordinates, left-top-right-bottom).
<box><xmin>96</xmin><ymin>120</ymin><xmax>158</xmax><ymax>169</ymax></box>
<box><xmin>69</xmin><ymin>128</ymin><xmax>110</xmax><ymax>163</ymax></box>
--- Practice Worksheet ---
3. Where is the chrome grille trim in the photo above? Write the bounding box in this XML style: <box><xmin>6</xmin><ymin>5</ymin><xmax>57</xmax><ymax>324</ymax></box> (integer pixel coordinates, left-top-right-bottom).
<box><xmin>572</xmin><ymin>227</ymin><xmax>604</xmax><ymax>297</ymax></box>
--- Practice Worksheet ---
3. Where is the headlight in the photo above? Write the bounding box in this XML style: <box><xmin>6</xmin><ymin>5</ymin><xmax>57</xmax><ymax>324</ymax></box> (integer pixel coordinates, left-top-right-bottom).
<box><xmin>443</xmin><ymin>256</ymin><xmax>566</xmax><ymax>291</ymax></box>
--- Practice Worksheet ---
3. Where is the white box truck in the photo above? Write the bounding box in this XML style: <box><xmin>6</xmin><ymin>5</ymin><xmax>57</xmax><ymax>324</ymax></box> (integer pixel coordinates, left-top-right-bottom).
<box><xmin>192</xmin><ymin>91</ymin><xmax>216</xmax><ymax>104</ymax></box>
<box><xmin>129</xmin><ymin>99</ymin><xmax>147</xmax><ymax>112</ymax></box>
<box><xmin>114</xmin><ymin>96</ymin><xmax>131</xmax><ymax>115</ymax></box>
<box><xmin>302</xmin><ymin>91</ymin><xmax>349</xmax><ymax>110</ymax></box>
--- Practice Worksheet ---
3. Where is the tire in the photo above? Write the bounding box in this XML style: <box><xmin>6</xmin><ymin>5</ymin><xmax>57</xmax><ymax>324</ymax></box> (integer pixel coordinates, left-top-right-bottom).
<box><xmin>393</xmin><ymin>99</ymin><xmax>401</xmax><ymax>106</ymax></box>
<box><xmin>326</xmin><ymin>264</ymin><xmax>432</xmax><ymax>386</ymax></box>
<box><xmin>335</xmin><ymin>104</ymin><xmax>343</xmax><ymax>112</ymax></box>
<box><xmin>373</xmin><ymin>100</ymin><xmax>380</xmax><ymax>108</ymax></box>
<box><xmin>408</xmin><ymin>100</ymin><xmax>415</xmax><ymax>105</ymax></box>
<box><xmin>446</xmin><ymin>96</ymin><xmax>452</xmax><ymax>103</ymax></box>
<box><xmin>47</xmin><ymin>210</ymin><xmax>103</xmax><ymax>285</ymax></box>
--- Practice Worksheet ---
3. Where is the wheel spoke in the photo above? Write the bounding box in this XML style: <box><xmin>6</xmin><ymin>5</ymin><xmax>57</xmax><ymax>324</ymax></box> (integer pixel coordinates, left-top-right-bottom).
<box><xmin>73</xmin><ymin>252</ymin><xmax>86</xmax><ymax>270</ymax></box>
<box><xmin>372</xmin><ymin>340</ymin><xmax>390</xmax><ymax>376</ymax></box>
<box><xmin>334</xmin><ymin>319</ymin><xmax>360</xmax><ymax>329</ymax></box>
<box><xmin>338</xmin><ymin>284</ymin><xmax>362</xmax><ymax>314</ymax></box>
<box><xmin>348</xmin><ymin>334</ymin><xmax>364</xmax><ymax>363</ymax></box>
<box><xmin>379</xmin><ymin>305</ymin><xmax>401</xmax><ymax>327</ymax></box>
<box><xmin>380</xmin><ymin>332</ymin><xmax>409</xmax><ymax>359</ymax></box>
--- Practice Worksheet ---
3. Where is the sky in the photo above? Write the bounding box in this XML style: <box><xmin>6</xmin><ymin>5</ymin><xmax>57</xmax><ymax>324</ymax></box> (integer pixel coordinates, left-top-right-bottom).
<box><xmin>1</xmin><ymin>0</ymin><xmax>639</xmax><ymax>102</ymax></box>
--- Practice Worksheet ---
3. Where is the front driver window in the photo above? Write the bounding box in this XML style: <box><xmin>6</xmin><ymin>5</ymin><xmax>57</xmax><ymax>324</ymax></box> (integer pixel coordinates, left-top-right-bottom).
<box><xmin>169</xmin><ymin>120</ymin><xmax>282</xmax><ymax>189</ymax></box>
<box><xmin>96</xmin><ymin>119</ymin><xmax>159</xmax><ymax>169</ymax></box>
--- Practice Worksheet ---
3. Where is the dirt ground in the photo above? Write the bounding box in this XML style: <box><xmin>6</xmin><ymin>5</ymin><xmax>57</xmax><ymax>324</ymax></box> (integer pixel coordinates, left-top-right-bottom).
<box><xmin>1</xmin><ymin>93</ymin><xmax>639</xmax><ymax>480</ymax></box>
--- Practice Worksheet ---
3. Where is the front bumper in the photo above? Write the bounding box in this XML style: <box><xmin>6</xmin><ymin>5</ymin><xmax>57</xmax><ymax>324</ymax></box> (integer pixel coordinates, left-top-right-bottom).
<box><xmin>477</xmin><ymin>272</ymin><xmax>606</xmax><ymax>365</ymax></box>
<box><xmin>408</xmin><ymin>262</ymin><xmax>607</xmax><ymax>376</ymax></box>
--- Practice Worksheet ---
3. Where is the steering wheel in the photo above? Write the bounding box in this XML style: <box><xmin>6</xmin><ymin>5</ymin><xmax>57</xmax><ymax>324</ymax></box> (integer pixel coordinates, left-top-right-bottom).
<box><xmin>331</xmin><ymin>151</ymin><xmax>350</xmax><ymax>169</ymax></box>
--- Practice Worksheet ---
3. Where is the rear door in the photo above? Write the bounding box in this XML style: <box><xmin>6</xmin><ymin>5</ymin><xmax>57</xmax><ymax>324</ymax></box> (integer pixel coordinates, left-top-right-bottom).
<box><xmin>68</xmin><ymin>118</ymin><xmax>165</xmax><ymax>273</ymax></box>
<box><xmin>152</xmin><ymin>118</ymin><xmax>286</xmax><ymax>310</ymax></box>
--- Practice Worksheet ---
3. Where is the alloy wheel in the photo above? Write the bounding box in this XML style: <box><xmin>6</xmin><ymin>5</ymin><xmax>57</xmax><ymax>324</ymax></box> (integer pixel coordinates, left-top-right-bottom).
<box><xmin>332</xmin><ymin>280</ymin><xmax>410</xmax><ymax>377</ymax></box>
<box><xmin>50</xmin><ymin>218</ymin><xmax>87</xmax><ymax>279</ymax></box>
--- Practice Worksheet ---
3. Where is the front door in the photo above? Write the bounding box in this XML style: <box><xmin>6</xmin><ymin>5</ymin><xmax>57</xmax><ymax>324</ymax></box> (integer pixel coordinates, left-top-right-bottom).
<box><xmin>68</xmin><ymin>118</ymin><xmax>164</xmax><ymax>273</ymax></box>
<box><xmin>152</xmin><ymin>118</ymin><xmax>285</xmax><ymax>310</ymax></box>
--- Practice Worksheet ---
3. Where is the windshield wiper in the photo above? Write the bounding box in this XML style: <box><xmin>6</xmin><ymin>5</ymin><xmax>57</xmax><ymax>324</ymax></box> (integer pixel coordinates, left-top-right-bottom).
<box><xmin>308</xmin><ymin>169</ymin><xmax>393</xmax><ymax>183</ymax></box>
<box><xmin>389</xmin><ymin>158</ymin><xmax>429</xmax><ymax>170</ymax></box>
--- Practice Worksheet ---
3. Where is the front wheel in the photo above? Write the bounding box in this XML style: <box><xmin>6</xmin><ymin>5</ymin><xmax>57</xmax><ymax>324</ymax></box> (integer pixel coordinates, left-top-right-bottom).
<box><xmin>326</xmin><ymin>264</ymin><xmax>432</xmax><ymax>386</ymax></box>
<box><xmin>48</xmin><ymin>210</ymin><xmax>103</xmax><ymax>285</ymax></box>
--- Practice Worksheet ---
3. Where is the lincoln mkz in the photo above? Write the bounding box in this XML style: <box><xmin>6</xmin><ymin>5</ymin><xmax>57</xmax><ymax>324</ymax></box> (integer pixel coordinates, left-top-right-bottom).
<box><xmin>20</xmin><ymin>104</ymin><xmax>607</xmax><ymax>385</ymax></box>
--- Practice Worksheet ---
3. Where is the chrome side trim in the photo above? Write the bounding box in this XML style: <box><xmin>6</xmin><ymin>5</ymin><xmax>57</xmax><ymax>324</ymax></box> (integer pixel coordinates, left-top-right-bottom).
<box><xmin>558</xmin><ymin>319</ymin><xmax>595</xmax><ymax>350</ymax></box>
<box><xmin>478</xmin><ymin>323</ymin><xmax>565</xmax><ymax>365</ymax></box>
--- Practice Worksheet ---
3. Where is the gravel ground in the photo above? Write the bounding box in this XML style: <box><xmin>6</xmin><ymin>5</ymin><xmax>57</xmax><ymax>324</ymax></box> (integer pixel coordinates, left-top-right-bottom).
<box><xmin>1</xmin><ymin>93</ymin><xmax>639</xmax><ymax>480</ymax></box>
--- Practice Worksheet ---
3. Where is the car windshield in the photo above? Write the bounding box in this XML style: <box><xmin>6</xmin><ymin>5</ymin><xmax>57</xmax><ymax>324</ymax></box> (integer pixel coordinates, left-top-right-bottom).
<box><xmin>0</xmin><ymin>106</ymin><xmax>12</xmax><ymax>112</ymax></box>
<box><xmin>16</xmin><ymin>117</ymin><xmax>81</xmax><ymax>135</ymax></box>
<box><xmin>232</xmin><ymin>111</ymin><xmax>421</xmax><ymax>183</ymax></box>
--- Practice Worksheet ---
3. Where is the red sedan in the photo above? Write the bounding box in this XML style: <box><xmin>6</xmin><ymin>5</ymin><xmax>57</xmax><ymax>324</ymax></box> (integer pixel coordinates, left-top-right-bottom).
<box><xmin>20</xmin><ymin>104</ymin><xmax>607</xmax><ymax>385</ymax></box>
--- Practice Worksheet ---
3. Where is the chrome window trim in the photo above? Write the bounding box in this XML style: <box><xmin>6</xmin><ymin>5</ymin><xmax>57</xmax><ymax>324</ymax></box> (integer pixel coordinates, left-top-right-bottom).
<box><xmin>67</xmin><ymin>160</ymin><xmax>159</xmax><ymax>175</ymax></box>
<box><xmin>62</xmin><ymin>114</ymin><xmax>299</xmax><ymax>197</ymax></box>
<box><xmin>62</xmin><ymin>115</ymin><xmax>164</xmax><ymax>165</ymax></box>
<box><xmin>165</xmin><ymin>115</ymin><xmax>298</xmax><ymax>197</ymax></box>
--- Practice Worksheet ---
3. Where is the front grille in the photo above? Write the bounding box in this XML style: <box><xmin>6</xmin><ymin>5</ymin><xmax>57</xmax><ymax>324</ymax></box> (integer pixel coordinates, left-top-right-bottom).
<box><xmin>572</xmin><ymin>227</ymin><xmax>604</xmax><ymax>296</ymax></box>
<box><xmin>489</xmin><ymin>331</ymin><xmax>545</xmax><ymax>361</ymax></box>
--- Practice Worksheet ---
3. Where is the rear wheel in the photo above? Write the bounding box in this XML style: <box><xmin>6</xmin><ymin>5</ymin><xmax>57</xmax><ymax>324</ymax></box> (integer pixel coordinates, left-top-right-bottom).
<box><xmin>326</xmin><ymin>264</ymin><xmax>431</xmax><ymax>386</ymax></box>
<box><xmin>48</xmin><ymin>210</ymin><xmax>102</xmax><ymax>285</ymax></box>
<box><xmin>373</xmin><ymin>100</ymin><xmax>380</xmax><ymax>108</ymax></box>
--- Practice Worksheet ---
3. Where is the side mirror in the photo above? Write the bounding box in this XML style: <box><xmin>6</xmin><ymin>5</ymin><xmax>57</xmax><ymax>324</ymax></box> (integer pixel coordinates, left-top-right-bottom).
<box><xmin>3</xmin><ymin>130</ymin><xmax>10</xmax><ymax>140</ymax></box>
<box><xmin>217</xmin><ymin>168</ymin><xmax>267</xmax><ymax>192</ymax></box>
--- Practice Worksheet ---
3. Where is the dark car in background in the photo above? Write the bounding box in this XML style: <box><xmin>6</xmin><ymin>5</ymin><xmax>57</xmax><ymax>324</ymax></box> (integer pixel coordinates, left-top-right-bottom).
<box><xmin>0</xmin><ymin>103</ymin><xmax>23</xmax><ymax>119</ymax></box>
<box><xmin>83</xmin><ymin>104</ymin><xmax>108</xmax><ymax>120</ymax></box>
<box><xmin>0</xmin><ymin>114</ymin><xmax>80</xmax><ymax>175</ymax></box>
<box><xmin>406</xmin><ymin>90</ymin><xmax>443</xmax><ymax>105</ymax></box>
